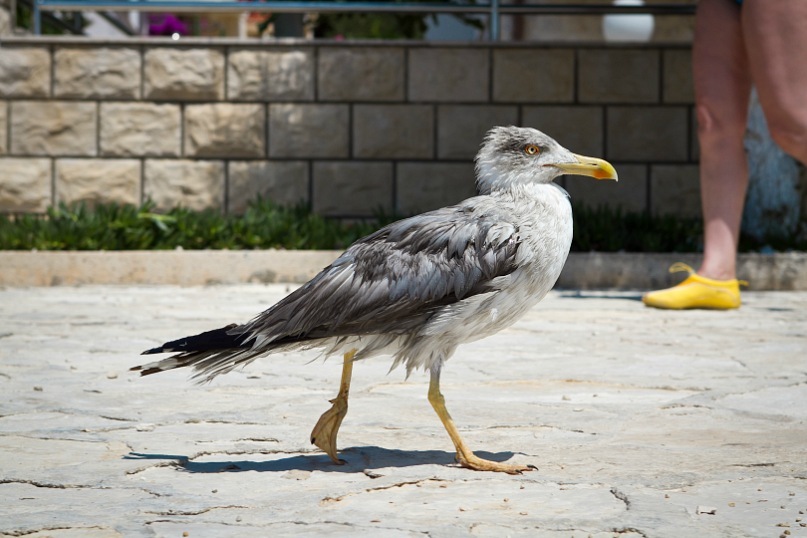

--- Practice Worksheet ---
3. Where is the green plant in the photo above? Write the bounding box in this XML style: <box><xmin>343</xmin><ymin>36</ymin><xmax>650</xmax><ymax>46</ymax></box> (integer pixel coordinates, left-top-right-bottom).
<box><xmin>0</xmin><ymin>200</ymin><xmax>394</xmax><ymax>251</ymax></box>
<box><xmin>312</xmin><ymin>0</ymin><xmax>483</xmax><ymax>39</ymax></box>
<box><xmin>1</xmin><ymin>200</ymin><xmax>804</xmax><ymax>253</ymax></box>
<box><xmin>315</xmin><ymin>12</ymin><xmax>432</xmax><ymax>39</ymax></box>
<box><xmin>13</xmin><ymin>0</ymin><xmax>88</xmax><ymax>35</ymax></box>
<box><xmin>571</xmin><ymin>202</ymin><xmax>807</xmax><ymax>253</ymax></box>
<box><xmin>571</xmin><ymin>203</ymin><xmax>703</xmax><ymax>253</ymax></box>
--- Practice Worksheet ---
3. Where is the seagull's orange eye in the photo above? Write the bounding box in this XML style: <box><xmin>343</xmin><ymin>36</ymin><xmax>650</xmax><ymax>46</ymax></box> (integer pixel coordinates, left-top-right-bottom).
<box><xmin>524</xmin><ymin>144</ymin><xmax>540</xmax><ymax>156</ymax></box>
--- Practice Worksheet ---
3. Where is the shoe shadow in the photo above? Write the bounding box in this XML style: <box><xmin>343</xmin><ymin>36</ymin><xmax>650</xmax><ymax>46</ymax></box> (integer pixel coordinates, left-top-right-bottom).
<box><xmin>125</xmin><ymin>446</ymin><xmax>516</xmax><ymax>473</ymax></box>
<box><xmin>558</xmin><ymin>290</ymin><xmax>644</xmax><ymax>301</ymax></box>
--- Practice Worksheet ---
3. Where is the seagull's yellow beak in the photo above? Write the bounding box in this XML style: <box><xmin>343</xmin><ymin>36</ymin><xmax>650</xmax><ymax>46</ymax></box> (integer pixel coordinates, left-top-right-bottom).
<box><xmin>554</xmin><ymin>154</ymin><xmax>619</xmax><ymax>181</ymax></box>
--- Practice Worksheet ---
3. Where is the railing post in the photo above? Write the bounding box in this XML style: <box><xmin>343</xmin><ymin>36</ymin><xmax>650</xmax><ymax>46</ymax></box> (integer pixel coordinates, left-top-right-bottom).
<box><xmin>490</xmin><ymin>0</ymin><xmax>500</xmax><ymax>41</ymax></box>
<box><xmin>33</xmin><ymin>0</ymin><xmax>42</xmax><ymax>34</ymax></box>
<box><xmin>10</xmin><ymin>0</ymin><xmax>17</xmax><ymax>33</ymax></box>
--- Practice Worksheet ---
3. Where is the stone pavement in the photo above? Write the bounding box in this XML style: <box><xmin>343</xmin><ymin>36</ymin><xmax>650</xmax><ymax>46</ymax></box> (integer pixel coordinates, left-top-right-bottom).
<box><xmin>1</xmin><ymin>284</ymin><xmax>806</xmax><ymax>538</ymax></box>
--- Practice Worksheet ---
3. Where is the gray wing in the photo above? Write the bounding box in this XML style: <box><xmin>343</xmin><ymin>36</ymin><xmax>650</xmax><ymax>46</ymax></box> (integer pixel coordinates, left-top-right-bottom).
<box><xmin>236</xmin><ymin>198</ymin><xmax>521</xmax><ymax>347</ymax></box>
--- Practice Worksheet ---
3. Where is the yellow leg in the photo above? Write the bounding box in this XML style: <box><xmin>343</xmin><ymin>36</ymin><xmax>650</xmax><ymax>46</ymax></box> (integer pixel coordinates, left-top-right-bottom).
<box><xmin>310</xmin><ymin>349</ymin><xmax>356</xmax><ymax>463</ymax></box>
<box><xmin>428</xmin><ymin>367</ymin><xmax>535</xmax><ymax>474</ymax></box>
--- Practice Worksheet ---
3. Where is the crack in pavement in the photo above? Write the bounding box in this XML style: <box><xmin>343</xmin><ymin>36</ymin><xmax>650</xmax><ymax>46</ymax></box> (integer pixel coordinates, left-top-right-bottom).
<box><xmin>1</xmin><ymin>525</ymin><xmax>110</xmax><ymax>537</ymax></box>
<box><xmin>610</xmin><ymin>487</ymin><xmax>631</xmax><ymax>510</ymax></box>
<box><xmin>486</xmin><ymin>423</ymin><xmax>598</xmax><ymax>436</ymax></box>
<box><xmin>660</xmin><ymin>403</ymin><xmax>712</xmax><ymax>410</ymax></box>
<box><xmin>0</xmin><ymin>479</ymin><xmax>98</xmax><ymax>489</ymax></box>
<box><xmin>184</xmin><ymin>419</ymin><xmax>267</xmax><ymax>426</ymax></box>
<box><xmin>125</xmin><ymin>461</ymin><xmax>183</xmax><ymax>476</ymax></box>
<box><xmin>144</xmin><ymin>505</ymin><xmax>249</xmax><ymax>516</ymax></box>
<box><xmin>321</xmin><ymin>477</ymin><xmax>448</xmax><ymax>504</ymax></box>
<box><xmin>195</xmin><ymin>437</ymin><xmax>280</xmax><ymax>444</ymax></box>
<box><xmin>612</xmin><ymin>527</ymin><xmax>649</xmax><ymax>537</ymax></box>
<box><xmin>187</xmin><ymin>448</ymin><xmax>317</xmax><ymax>460</ymax></box>
<box><xmin>99</xmin><ymin>415</ymin><xmax>136</xmax><ymax>422</ymax></box>
<box><xmin>2</xmin><ymin>433</ymin><xmax>124</xmax><ymax>444</ymax></box>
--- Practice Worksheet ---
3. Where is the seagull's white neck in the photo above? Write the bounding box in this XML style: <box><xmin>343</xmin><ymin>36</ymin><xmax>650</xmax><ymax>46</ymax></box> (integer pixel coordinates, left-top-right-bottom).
<box><xmin>475</xmin><ymin>165</ymin><xmax>560</xmax><ymax>195</ymax></box>
<box><xmin>483</xmin><ymin>180</ymin><xmax>568</xmax><ymax>206</ymax></box>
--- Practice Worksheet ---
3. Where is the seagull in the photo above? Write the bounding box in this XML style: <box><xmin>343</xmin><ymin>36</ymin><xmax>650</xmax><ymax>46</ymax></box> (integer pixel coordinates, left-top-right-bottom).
<box><xmin>132</xmin><ymin>126</ymin><xmax>617</xmax><ymax>474</ymax></box>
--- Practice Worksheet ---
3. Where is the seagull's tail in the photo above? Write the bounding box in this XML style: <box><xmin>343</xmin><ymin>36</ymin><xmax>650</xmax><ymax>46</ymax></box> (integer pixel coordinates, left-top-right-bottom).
<box><xmin>131</xmin><ymin>323</ymin><xmax>259</xmax><ymax>381</ymax></box>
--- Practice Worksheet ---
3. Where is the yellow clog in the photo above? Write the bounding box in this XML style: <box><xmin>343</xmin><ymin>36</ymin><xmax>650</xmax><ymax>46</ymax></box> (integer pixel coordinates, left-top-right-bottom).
<box><xmin>642</xmin><ymin>263</ymin><xmax>747</xmax><ymax>310</ymax></box>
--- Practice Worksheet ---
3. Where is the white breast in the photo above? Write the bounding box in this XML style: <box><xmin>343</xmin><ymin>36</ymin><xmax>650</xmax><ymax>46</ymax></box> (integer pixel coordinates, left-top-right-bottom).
<box><xmin>420</xmin><ymin>183</ymin><xmax>573</xmax><ymax>350</ymax></box>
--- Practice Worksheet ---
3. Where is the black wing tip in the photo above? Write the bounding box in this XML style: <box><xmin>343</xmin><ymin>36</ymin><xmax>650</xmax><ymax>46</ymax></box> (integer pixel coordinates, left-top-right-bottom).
<box><xmin>140</xmin><ymin>324</ymin><xmax>244</xmax><ymax>357</ymax></box>
<box><xmin>129</xmin><ymin>364</ymin><xmax>163</xmax><ymax>376</ymax></box>
<box><xmin>141</xmin><ymin>345</ymin><xmax>183</xmax><ymax>355</ymax></box>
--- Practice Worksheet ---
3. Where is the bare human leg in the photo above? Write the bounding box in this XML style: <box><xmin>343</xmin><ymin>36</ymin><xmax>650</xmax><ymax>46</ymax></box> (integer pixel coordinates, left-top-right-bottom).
<box><xmin>694</xmin><ymin>0</ymin><xmax>752</xmax><ymax>282</ymax></box>
<box><xmin>742</xmin><ymin>0</ymin><xmax>807</xmax><ymax>166</ymax></box>
<box><xmin>642</xmin><ymin>0</ymin><xmax>750</xmax><ymax>309</ymax></box>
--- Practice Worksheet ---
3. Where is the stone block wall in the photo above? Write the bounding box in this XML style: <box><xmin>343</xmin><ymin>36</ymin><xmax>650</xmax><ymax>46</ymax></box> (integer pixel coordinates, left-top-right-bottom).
<box><xmin>0</xmin><ymin>37</ymin><xmax>698</xmax><ymax>218</ymax></box>
<box><xmin>0</xmin><ymin>2</ymin><xmax>11</xmax><ymax>38</ymax></box>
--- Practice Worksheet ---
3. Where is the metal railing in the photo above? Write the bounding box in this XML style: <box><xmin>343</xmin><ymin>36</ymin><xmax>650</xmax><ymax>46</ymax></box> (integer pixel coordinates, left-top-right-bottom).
<box><xmin>31</xmin><ymin>1</ymin><xmax>696</xmax><ymax>40</ymax></box>
<box><xmin>17</xmin><ymin>0</ymin><xmax>138</xmax><ymax>34</ymax></box>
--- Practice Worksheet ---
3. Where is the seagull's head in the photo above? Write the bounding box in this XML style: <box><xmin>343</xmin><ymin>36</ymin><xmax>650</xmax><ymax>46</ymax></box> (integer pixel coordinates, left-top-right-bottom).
<box><xmin>474</xmin><ymin>126</ymin><xmax>618</xmax><ymax>195</ymax></box>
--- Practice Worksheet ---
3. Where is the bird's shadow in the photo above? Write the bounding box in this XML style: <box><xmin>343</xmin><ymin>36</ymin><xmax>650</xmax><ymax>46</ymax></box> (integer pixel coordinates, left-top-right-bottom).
<box><xmin>125</xmin><ymin>446</ymin><xmax>516</xmax><ymax>474</ymax></box>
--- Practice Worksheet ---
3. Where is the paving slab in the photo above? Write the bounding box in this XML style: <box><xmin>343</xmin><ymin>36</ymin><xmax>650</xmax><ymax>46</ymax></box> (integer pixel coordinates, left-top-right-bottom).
<box><xmin>1</xmin><ymin>285</ymin><xmax>806</xmax><ymax>537</ymax></box>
